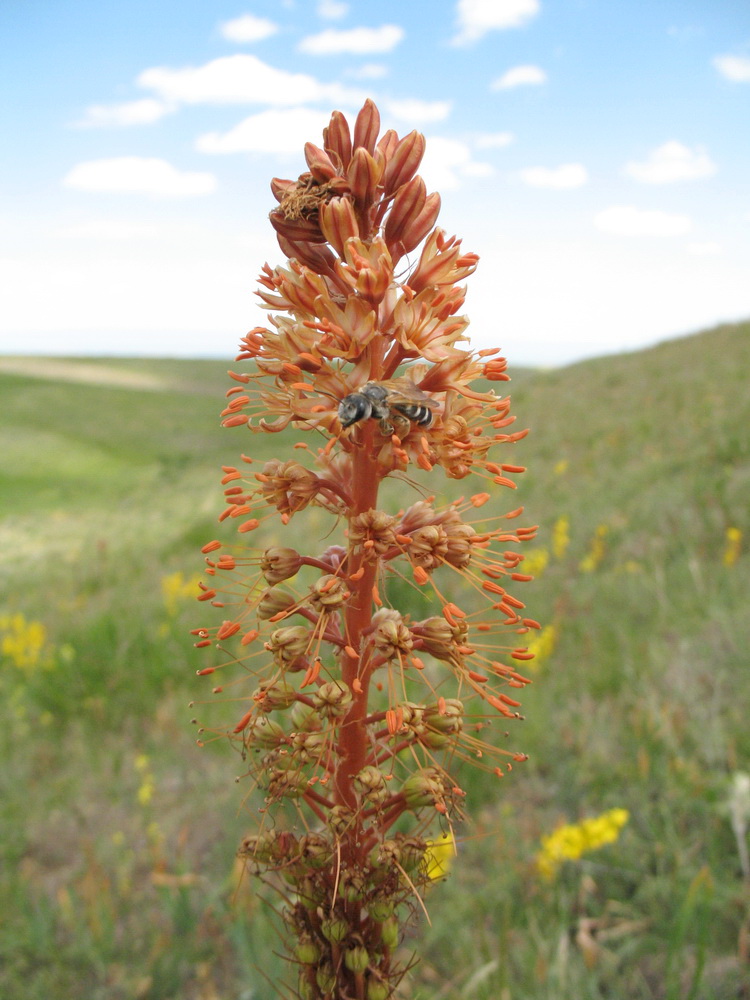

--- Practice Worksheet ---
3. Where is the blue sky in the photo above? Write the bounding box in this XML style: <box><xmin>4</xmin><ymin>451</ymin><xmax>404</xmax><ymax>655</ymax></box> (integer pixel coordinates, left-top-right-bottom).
<box><xmin>2</xmin><ymin>0</ymin><xmax>749</xmax><ymax>366</ymax></box>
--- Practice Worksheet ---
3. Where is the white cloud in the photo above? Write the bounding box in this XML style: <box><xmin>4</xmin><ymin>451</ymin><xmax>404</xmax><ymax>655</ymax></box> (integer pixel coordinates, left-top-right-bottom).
<box><xmin>62</xmin><ymin>158</ymin><xmax>217</xmax><ymax>197</ymax></box>
<box><xmin>317</xmin><ymin>0</ymin><xmax>349</xmax><ymax>18</ymax></box>
<box><xmin>219</xmin><ymin>14</ymin><xmax>279</xmax><ymax>43</ymax></box>
<box><xmin>491</xmin><ymin>64</ymin><xmax>547</xmax><ymax>90</ymax></box>
<box><xmin>624</xmin><ymin>141</ymin><xmax>716</xmax><ymax>183</ymax></box>
<box><xmin>196</xmin><ymin>108</ymin><xmax>332</xmax><ymax>155</ymax></box>
<box><xmin>519</xmin><ymin>163</ymin><xmax>588</xmax><ymax>189</ymax></box>
<box><xmin>687</xmin><ymin>241</ymin><xmax>721</xmax><ymax>255</ymax></box>
<box><xmin>713</xmin><ymin>54</ymin><xmax>750</xmax><ymax>82</ymax></box>
<box><xmin>452</xmin><ymin>0</ymin><xmax>540</xmax><ymax>45</ymax></box>
<box><xmin>475</xmin><ymin>131</ymin><xmax>515</xmax><ymax>149</ymax></box>
<box><xmin>383</xmin><ymin>98</ymin><xmax>452</xmax><ymax>124</ymax></box>
<box><xmin>420</xmin><ymin>136</ymin><xmax>492</xmax><ymax>190</ymax></box>
<box><xmin>138</xmin><ymin>54</ymin><xmax>365</xmax><ymax>107</ymax></box>
<box><xmin>76</xmin><ymin>98</ymin><xmax>172</xmax><ymax>127</ymax></box>
<box><xmin>298</xmin><ymin>24</ymin><xmax>404</xmax><ymax>55</ymax></box>
<box><xmin>52</xmin><ymin>220</ymin><xmax>160</xmax><ymax>240</ymax></box>
<box><xmin>345</xmin><ymin>63</ymin><xmax>388</xmax><ymax>79</ymax></box>
<box><xmin>594</xmin><ymin>205</ymin><xmax>692</xmax><ymax>237</ymax></box>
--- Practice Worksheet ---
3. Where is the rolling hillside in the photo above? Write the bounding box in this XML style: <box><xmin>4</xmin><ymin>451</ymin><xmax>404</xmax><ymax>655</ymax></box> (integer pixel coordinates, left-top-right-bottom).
<box><xmin>1</xmin><ymin>320</ymin><xmax>748</xmax><ymax>1000</ymax></box>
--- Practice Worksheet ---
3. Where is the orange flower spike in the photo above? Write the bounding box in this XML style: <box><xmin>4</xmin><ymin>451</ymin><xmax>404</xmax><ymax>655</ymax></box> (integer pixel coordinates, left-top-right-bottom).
<box><xmin>193</xmin><ymin>99</ymin><xmax>539</xmax><ymax>998</ymax></box>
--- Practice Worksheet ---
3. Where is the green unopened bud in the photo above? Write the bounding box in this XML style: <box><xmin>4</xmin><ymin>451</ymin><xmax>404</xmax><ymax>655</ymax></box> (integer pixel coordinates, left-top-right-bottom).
<box><xmin>328</xmin><ymin>804</ymin><xmax>356</xmax><ymax>835</ymax></box>
<box><xmin>297</xmin><ymin>972</ymin><xmax>315</xmax><ymax>1000</ymax></box>
<box><xmin>344</xmin><ymin>945</ymin><xmax>370</xmax><ymax>974</ymax></box>
<box><xmin>372</xmin><ymin>609</ymin><xmax>413</xmax><ymax>660</ymax></box>
<box><xmin>292</xmin><ymin>730</ymin><xmax>326</xmax><ymax>761</ymax></box>
<box><xmin>299</xmin><ymin>833</ymin><xmax>332</xmax><ymax>869</ymax></box>
<box><xmin>290</xmin><ymin>700</ymin><xmax>322</xmax><ymax>732</ymax></box>
<box><xmin>295</xmin><ymin>936</ymin><xmax>321</xmax><ymax>965</ymax></box>
<box><xmin>310</xmin><ymin>574</ymin><xmax>350</xmax><ymax>610</ymax></box>
<box><xmin>321</xmin><ymin>916</ymin><xmax>349</xmax><ymax>943</ymax></box>
<box><xmin>253</xmin><ymin>680</ymin><xmax>298</xmax><ymax>712</ymax></box>
<box><xmin>354</xmin><ymin>765</ymin><xmax>389</xmax><ymax>804</ymax></box>
<box><xmin>316</xmin><ymin>963</ymin><xmax>337</xmax><ymax>993</ymax></box>
<box><xmin>238</xmin><ymin>832</ymin><xmax>274</xmax><ymax>864</ymax></box>
<box><xmin>380</xmin><ymin>915</ymin><xmax>399</xmax><ymax>950</ymax></box>
<box><xmin>400</xmin><ymin>767</ymin><xmax>445</xmax><ymax>809</ymax></box>
<box><xmin>266</xmin><ymin>768</ymin><xmax>309</xmax><ymax>799</ymax></box>
<box><xmin>397</xmin><ymin>835</ymin><xmax>428</xmax><ymax>873</ymax></box>
<box><xmin>261</xmin><ymin>546</ymin><xmax>302</xmax><ymax>584</ymax></box>
<box><xmin>257</xmin><ymin>587</ymin><xmax>296</xmax><ymax>620</ymax></box>
<box><xmin>366</xmin><ymin>979</ymin><xmax>391</xmax><ymax>1000</ymax></box>
<box><xmin>313</xmin><ymin>680</ymin><xmax>352</xmax><ymax>719</ymax></box>
<box><xmin>245</xmin><ymin>716</ymin><xmax>286</xmax><ymax>749</ymax></box>
<box><xmin>266</xmin><ymin>625</ymin><xmax>311</xmax><ymax>666</ymax></box>
<box><xmin>342</xmin><ymin>871</ymin><xmax>367</xmax><ymax>902</ymax></box>
<box><xmin>424</xmin><ymin>699</ymin><xmax>463</xmax><ymax>733</ymax></box>
<box><xmin>367</xmin><ymin>898</ymin><xmax>394</xmax><ymax>922</ymax></box>
<box><xmin>412</xmin><ymin>616</ymin><xmax>467</xmax><ymax>660</ymax></box>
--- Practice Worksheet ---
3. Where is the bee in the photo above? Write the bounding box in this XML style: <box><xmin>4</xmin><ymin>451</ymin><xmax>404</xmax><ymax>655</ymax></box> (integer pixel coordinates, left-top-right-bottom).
<box><xmin>338</xmin><ymin>380</ymin><xmax>438</xmax><ymax>436</ymax></box>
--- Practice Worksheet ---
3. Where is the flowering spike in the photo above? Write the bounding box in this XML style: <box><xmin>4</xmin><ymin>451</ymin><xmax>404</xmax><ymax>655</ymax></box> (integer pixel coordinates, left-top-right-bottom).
<box><xmin>192</xmin><ymin>99</ymin><xmax>539</xmax><ymax>1000</ymax></box>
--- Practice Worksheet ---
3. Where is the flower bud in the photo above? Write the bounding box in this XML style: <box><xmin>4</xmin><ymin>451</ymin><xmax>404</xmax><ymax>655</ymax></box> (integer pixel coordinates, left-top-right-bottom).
<box><xmin>409</xmin><ymin>524</ymin><xmax>449</xmax><ymax>570</ymax></box>
<box><xmin>245</xmin><ymin>716</ymin><xmax>286</xmax><ymax>749</ymax></box>
<box><xmin>261</xmin><ymin>546</ymin><xmax>302</xmax><ymax>584</ymax></box>
<box><xmin>367</xmin><ymin>898</ymin><xmax>394</xmax><ymax>922</ymax></box>
<box><xmin>310</xmin><ymin>575</ymin><xmax>350</xmax><ymax>611</ymax></box>
<box><xmin>290</xmin><ymin>701</ymin><xmax>322</xmax><ymax>732</ymax></box>
<box><xmin>316</xmin><ymin>964</ymin><xmax>337</xmax><ymax>994</ymax></box>
<box><xmin>350</xmin><ymin>508</ymin><xmax>397</xmax><ymax>558</ymax></box>
<box><xmin>382</xmin><ymin>129</ymin><xmax>425</xmax><ymax>196</ymax></box>
<box><xmin>313</xmin><ymin>680</ymin><xmax>352</xmax><ymax>719</ymax></box>
<box><xmin>411</xmin><ymin>616</ymin><xmax>467</xmax><ymax>661</ymax></box>
<box><xmin>257</xmin><ymin>587</ymin><xmax>296</xmax><ymax>620</ymax></box>
<box><xmin>372</xmin><ymin>611</ymin><xmax>413</xmax><ymax>660</ymax></box>
<box><xmin>327</xmin><ymin>804</ymin><xmax>356</xmax><ymax>835</ymax></box>
<box><xmin>344</xmin><ymin>945</ymin><xmax>370</xmax><ymax>974</ymax></box>
<box><xmin>424</xmin><ymin>699</ymin><xmax>464</xmax><ymax>734</ymax></box>
<box><xmin>295</xmin><ymin>935</ymin><xmax>321</xmax><ymax>965</ymax></box>
<box><xmin>400</xmin><ymin>768</ymin><xmax>445</xmax><ymax>810</ymax></box>
<box><xmin>319</xmin><ymin>196</ymin><xmax>360</xmax><ymax>257</ymax></box>
<box><xmin>299</xmin><ymin>832</ymin><xmax>332</xmax><ymax>870</ymax></box>
<box><xmin>253</xmin><ymin>680</ymin><xmax>298</xmax><ymax>713</ymax></box>
<box><xmin>380</xmin><ymin>916</ymin><xmax>400</xmax><ymax>950</ymax></box>
<box><xmin>260</xmin><ymin>459</ymin><xmax>321</xmax><ymax>515</ymax></box>
<box><xmin>266</xmin><ymin>767</ymin><xmax>309</xmax><ymax>799</ymax></box>
<box><xmin>266</xmin><ymin>625</ymin><xmax>311</xmax><ymax>666</ymax></box>
<box><xmin>366</xmin><ymin>980</ymin><xmax>391</xmax><ymax>1000</ymax></box>
<box><xmin>321</xmin><ymin>915</ymin><xmax>349</xmax><ymax>943</ymax></box>
<box><xmin>354</xmin><ymin>765</ymin><xmax>389</xmax><ymax>805</ymax></box>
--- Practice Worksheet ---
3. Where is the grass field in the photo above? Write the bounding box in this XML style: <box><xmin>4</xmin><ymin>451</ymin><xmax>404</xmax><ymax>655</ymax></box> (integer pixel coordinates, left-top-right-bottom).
<box><xmin>1</xmin><ymin>322</ymin><xmax>749</xmax><ymax>999</ymax></box>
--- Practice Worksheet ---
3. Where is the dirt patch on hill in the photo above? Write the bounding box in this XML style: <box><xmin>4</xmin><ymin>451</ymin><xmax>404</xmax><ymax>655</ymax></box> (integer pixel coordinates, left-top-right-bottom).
<box><xmin>0</xmin><ymin>357</ymin><xmax>167</xmax><ymax>390</ymax></box>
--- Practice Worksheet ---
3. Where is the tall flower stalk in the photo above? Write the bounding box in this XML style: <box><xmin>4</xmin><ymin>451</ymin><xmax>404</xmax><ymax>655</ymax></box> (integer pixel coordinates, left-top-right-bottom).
<box><xmin>193</xmin><ymin>99</ymin><xmax>537</xmax><ymax>1000</ymax></box>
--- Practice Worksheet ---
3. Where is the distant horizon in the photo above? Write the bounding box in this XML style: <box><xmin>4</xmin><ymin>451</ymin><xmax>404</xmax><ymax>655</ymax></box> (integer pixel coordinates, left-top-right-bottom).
<box><xmin>2</xmin><ymin>315</ymin><xmax>747</xmax><ymax>373</ymax></box>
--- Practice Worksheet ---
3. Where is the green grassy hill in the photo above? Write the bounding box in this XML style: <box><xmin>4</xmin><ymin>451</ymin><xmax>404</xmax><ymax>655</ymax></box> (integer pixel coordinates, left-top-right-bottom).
<box><xmin>1</xmin><ymin>322</ymin><xmax>748</xmax><ymax>999</ymax></box>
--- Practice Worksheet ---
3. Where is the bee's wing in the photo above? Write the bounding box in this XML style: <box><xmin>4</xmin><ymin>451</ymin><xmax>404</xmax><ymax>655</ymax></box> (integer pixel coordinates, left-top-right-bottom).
<box><xmin>385</xmin><ymin>379</ymin><xmax>439</xmax><ymax>410</ymax></box>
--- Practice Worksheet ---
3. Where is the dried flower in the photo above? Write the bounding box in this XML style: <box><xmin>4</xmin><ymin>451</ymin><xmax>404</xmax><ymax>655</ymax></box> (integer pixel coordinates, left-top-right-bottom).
<box><xmin>194</xmin><ymin>99</ymin><xmax>538</xmax><ymax>999</ymax></box>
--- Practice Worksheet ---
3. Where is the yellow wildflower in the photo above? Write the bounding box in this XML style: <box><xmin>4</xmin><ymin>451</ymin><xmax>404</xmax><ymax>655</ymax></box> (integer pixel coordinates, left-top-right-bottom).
<box><xmin>537</xmin><ymin>807</ymin><xmax>629</xmax><ymax>879</ymax></box>
<box><xmin>723</xmin><ymin>527</ymin><xmax>742</xmax><ymax>567</ymax></box>
<box><xmin>0</xmin><ymin>613</ymin><xmax>54</xmax><ymax>671</ymax></box>
<box><xmin>579</xmin><ymin>524</ymin><xmax>608</xmax><ymax>573</ymax></box>
<box><xmin>552</xmin><ymin>515</ymin><xmax>570</xmax><ymax>560</ymax></box>
<box><xmin>162</xmin><ymin>571</ymin><xmax>203</xmax><ymax>616</ymax></box>
<box><xmin>525</xmin><ymin>624</ymin><xmax>557</xmax><ymax>671</ymax></box>
<box><xmin>423</xmin><ymin>832</ymin><xmax>455</xmax><ymax>881</ymax></box>
<box><xmin>521</xmin><ymin>548</ymin><xmax>549</xmax><ymax>578</ymax></box>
